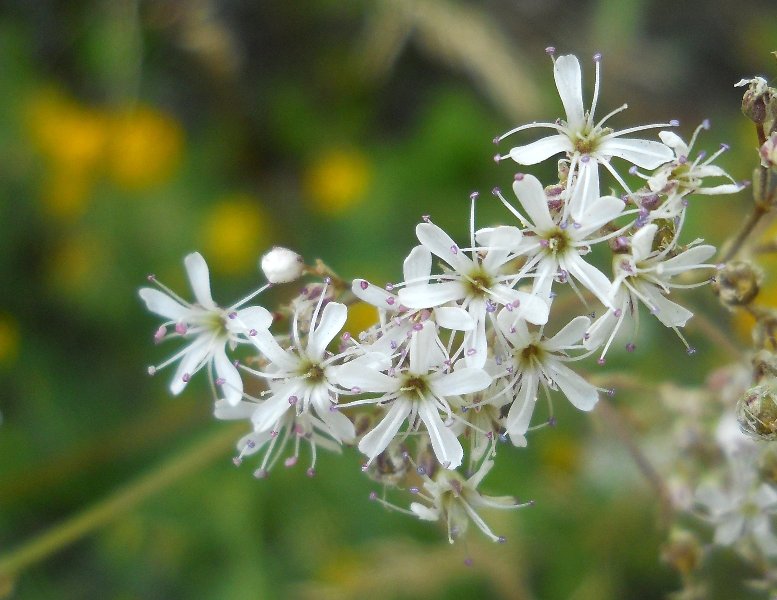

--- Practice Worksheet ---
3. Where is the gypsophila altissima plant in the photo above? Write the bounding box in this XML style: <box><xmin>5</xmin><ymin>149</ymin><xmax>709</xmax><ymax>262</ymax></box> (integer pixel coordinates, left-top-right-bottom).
<box><xmin>139</xmin><ymin>49</ymin><xmax>754</xmax><ymax>566</ymax></box>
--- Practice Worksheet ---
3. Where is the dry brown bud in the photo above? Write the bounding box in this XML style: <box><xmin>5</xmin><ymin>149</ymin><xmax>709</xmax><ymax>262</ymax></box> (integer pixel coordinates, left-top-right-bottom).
<box><xmin>736</xmin><ymin>383</ymin><xmax>777</xmax><ymax>440</ymax></box>
<box><xmin>714</xmin><ymin>260</ymin><xmax>761</xmax><ymax>307</ymax></box>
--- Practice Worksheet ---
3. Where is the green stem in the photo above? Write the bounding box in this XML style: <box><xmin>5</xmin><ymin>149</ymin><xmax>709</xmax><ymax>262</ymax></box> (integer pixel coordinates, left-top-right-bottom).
<box><xmin>0</xmin><ymin>425</ymin><xmax>241</xmax><ymax>589</ymax></box>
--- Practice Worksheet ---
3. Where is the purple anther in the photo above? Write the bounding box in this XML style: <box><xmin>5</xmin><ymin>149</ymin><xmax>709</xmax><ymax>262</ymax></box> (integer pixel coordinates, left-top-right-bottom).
<box><xmin>720</xmin><ymin>143</ymin><xmax>730</xmax><ymax>151</ymax></box>
<box><xmin>409</xmin><ymin>487</ymin><xmax>420</xmax><ymax>494</ymax></box>
<box><xmin>146</xmin><ymin>274</ymin><xmax>156</xmax><ymax>281</ymax></box>
<box><xmin>342</xmin><ymin>332</ymin><xmax>351</xmax><ymax>341</ymax></box>
<box><xmin>147</xmin><ymin>366</ymin><xmax>157</xmax><ymax>376</ymax></box>
<box><xmin>288</xmin><ymin>395</ymin><xmax>298</xmax><ymax>405</ymax></box>
<box><xmin>593</xmin><ymin>52</ymin><xmax>602</xmax><ymax>62</ymax></box>
<box><xmin>607</xmin><ymin>388</ymin><xmax>615</xmax><ymax>397</ymax></box>
<box><xmin>233</xmin><ymin>359</ymin><xmax>240</xmax><ymax>367</ymax></box>
<box><xmin>385</xmin><ymin>283</ymin><xmax>394</xmax><ymax>291</ymax></box>
<box><xmin>545</xmin><ymin>46</ymin><xmax>556</xmax><ymax>55</ymax></box>
<box><xmin>628</xmin><ymin>165</ymin><xmax>638</xmax><ymax>175</ymax></box>
<box><xmin>580</xmin><ymin>155</ymin><xmax>590</xmax><ymax>163</ymax></box>
<box><xmin>422</xmin><ymin>214</ymin><xmax>431</xmax><ymax>222</ymax></box>
<box><xmin>154</xmin><ymin>326</ymin><xmax>166</xmax><ymax>343</ymax></box>
<box><xmin>247</xmin><ymin>440</ymin><xmax>256</xmax><ymax>449</ymax></box>
<box><xmin>614</xmin><ymin>308</ymin><xmax>622</xmax><ymax>318</ymax></box>
<box><xmin>249</xmin><ymin>329</ymin><xmax>257</xmax><ymax>336</ymax></box>
<box><xmin>270</xmin><ymin>430</ymin><xmax>279</xmax><ymax>438</ymax></box>
<box><xmin>466</xmin><ymin>348</ymin><xmax>476</xmax><ymax>356</ymax></box>
<box><xmin>540</xmin><ymin>239</ymin><xmax>549</xmax><ymax>247</ymax></box>
<box><xmin>284</xmin><ymin>456</ymin><xmax>298</xmax><ymax>468</ymax></box>
<box><xmin>494</xmin><ymin>154</ymin><xmax>502</xmax><ymax>163</ymax></box>
<box><xmin>361</xmin><ymin>464</ymin><xmax>369</xmax><ymax>472</ymax></box>
<box><xmin>597</xmin><ymin>357</ymin><xmax>606</xmax><ymax>365</ymax></box>
<box><xmin>232</xmin><ymin>457</ymin><xmax>242</xmax><ymax>466</ymax></box>
<box><xmin>215</xmin><ymin>377</ymin><xmax>226</xmax><ymax>386</ymax></box>
<box><xmin>573</xmin><ymin>222</ymin><xmax>581</xmax><ymax>229</ymax></box>
<box><xmin>253</xmin><ymin>468</ymin><xmax>268</xmax><ymax>479</ymax></box>
<box><xmin>175</xmin><ymin>322</ymin><xmax>188</xmax><ymax>335</ymax></box>
<box><xmin>386</xmin><ymin>297</ymin><xmax>395</xmax><ymax>305</ymax></box>
<box><xmin>497</xmin><ymin>536</ymin><xmax>507</xmax><ymax>544</ymax></box>
<box><xmin>351</xmin><ymin>386</ymin><xmax>361</xmax><ymax>394</ymax></box>
<box><xmin>450</xmin><ymin>245</ymin><xmax>459</xmax><ymax>254</ymax></box>
<box><xmin>412</xmin><ymin>322</ymin><xmax>424</xmax><ymax>331</ymax></box>
<box><xmin>182</xmin><ymin>373</ymin><xmax>191</xmax><ymax>383</ymax></box>
<box><xmin>514</xmin><ymin>173</ymin><xmax>525</xmax><ymax>181</ymax></box>
<box><xmin>360</xmin><ymin>280</ymin><xmax>369</xmax><ymax>290</ymax></box>
<box><xmin>687</xmin><ymin>346</ymin><xmax>697</xmax><ymax>356</ymax></box>
<box><xmin>491</xmin><ymin>187</ymin><xmax>501</xmax><ymax>196</ymax></box>
<box><xmin>228</xmin><ymin>311</ymin><xmax>237</xmax><ymax>319</ymax></box>
<box><xmin>470</xmin><ymin>191</ymin><xmax>479</xmax><ymax>201</ymax></box>
<box><xmin>464</xmin><ymin>558</ymin><xmax>474</xmax><ymax>567</ymax></box>
<box><xmin>369</xmin><ymin>491</ymin><xmax>377</xmax><ymax>500</ymax></box>
<box><xmin>626</xmin><ymin>342</ymin><xmax>636</xmax><ymax>352</ymax></box>
<box><xmin>306</xmin><ymin>468</ymin><xmax>316</xmax><ymax>478</ymax></box>
<box><xmin>669</xmin><ymin>119</ymin><xmax>680</xmax><ymax>127</ymax></box>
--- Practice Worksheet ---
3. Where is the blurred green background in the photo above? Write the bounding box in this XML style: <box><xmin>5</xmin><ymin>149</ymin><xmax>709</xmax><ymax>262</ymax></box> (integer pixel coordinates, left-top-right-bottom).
<box><xmin>0</xmin><ymin>1</ymin><xmax>775</xmax><ymax>598</ymax></box>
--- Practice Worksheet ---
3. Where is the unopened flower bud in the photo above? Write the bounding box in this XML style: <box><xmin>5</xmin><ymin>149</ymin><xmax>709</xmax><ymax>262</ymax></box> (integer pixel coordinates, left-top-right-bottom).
<box><xmin>660</xmin><ymin>528</ymin><xmax>702</xmax><ymax>577</ymax></box>
<box><xmin>735</xmin><ymin>76</ymin><xmax>772</xmax><ymax>124</ymax></box>
<box><xmin>260</xmin><ymin>247</ymin><xmax>304</xmax><ymax>283</ymax></box>
<box><xmin>714</xmin><ymin>260</ymin><xmax>761</xmax><ymax>307</ymax></box>
<box><xmin>736</xmin><ymin>383</ymin><xmax>777</xmax><ymax>440</ymax></box>
<box><xmin>760</xmin><ymin>132</ymin><xmax>777</xmax><ymax>169</ymax></box>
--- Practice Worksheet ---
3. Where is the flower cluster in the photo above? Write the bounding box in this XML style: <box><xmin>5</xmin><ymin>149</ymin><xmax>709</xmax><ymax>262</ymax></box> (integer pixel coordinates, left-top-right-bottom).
<box><xmin>140</xmin><ymin>50</ymin><xmax>742</xmax><ymax>547</ymax></box>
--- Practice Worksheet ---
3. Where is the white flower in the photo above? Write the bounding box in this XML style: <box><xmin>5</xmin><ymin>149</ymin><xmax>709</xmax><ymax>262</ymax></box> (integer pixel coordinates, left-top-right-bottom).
<box><xmin>334</xmin><ymin>322</ymin><xmax>492</xmax><ymax>469</ymax></box>
<box><xmin>407</xmin><ymin>458</ymin><xmax>531</xmax><ymax>543</ymax></box>
<box><xmin>139</xmin><ymin>252</ymin><xmax>272</xmax><ymax>405</ymax></box>
<box><xmin>695</xmin><ymin>464</ymin><xmax>777</xmax><ymax>557</ymax></box>
<box><xmin>494</xmin><ymin>52</ymin><xmax>674</xmax><ymax>201</ymax></box>
<box><xmin>495</xmin><ymin>311</ymin><xmax>599</xmax><ymax>446</ymax></box>
<box><xmin>498</xmin><ymin>173</ymin><xmax>627</xmax><ymax>308</ymax></box>
<box><xmin>215</xmin><ymin>399</ymin><xmax>343</xmax><ymax>478</ymax></box>
<box><xmin>634</xmin><ymin>123</ymin><xmax>743</xmax><ymax>206</ymax></box>
<box><xmin>260</xmin><ymin>246</ymin><xmax>305</xmax><ymax>283</ymax></box>
<box><xmin>245</xmin><ymin>293</ymin><xmax>356</xmax><ymax>443</ymax></box>
<box><xmin>584</xmin><ymin>223</ymin><xmax>716</xmax><ymax>361</ymax></box>
<box><xmin>397</xmin><ymin>219</ymin><xmax>549</xmax><ymax>367</ymax></box>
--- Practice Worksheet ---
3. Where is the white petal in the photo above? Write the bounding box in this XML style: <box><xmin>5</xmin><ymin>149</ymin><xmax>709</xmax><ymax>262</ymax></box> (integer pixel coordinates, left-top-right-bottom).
<box><xmin>464</xmin><ymin>305</ymin><xmax>488</xmax><ymax>368</ymax></box>
<box><xmin>658</xmin><ymin>130</ymin><xmax>687</xmax><ymax>155</ymax></box>
<box><xmin>568</xmin><ymin>159</ymin><xmax>601</xmax><ymax>222</ymax></box>
<box><xmin>307</xmin><ymin>302</ymin><xmax>347</xmax><ymax>359</ymax></box>
<box><xmin>714</xmin><ymin>515</ymin><xmax>744</xmax><ymax>546</ymax></box>
<box><xmin>416</xmin><ymin>222</ymin><xmax>472</xmax><ymax>273</ymax></box>
<box><xmin>505</xmin><ymin>371</ymin><xmax>538</xmax><ymax>436</ymax></box>
<box><xmin>630</xmin><ymin>224</ymin><xmax>658</xmax><ymax>263</ymax></box>
<box><xmin>352</xmin><ymin>279</ymin><xmax>398</xmax><ymax>310</ymax></box>
<box><xmin>481</xmin><ymin>226</ymin><xmax>523</xmax><ymax>271</ymax></box>
<box><xmin>418</xmin><ymin>400</ymin><xmax>463</xmax><ymax>469</ymax></box>
<box><xmin>599</xmin><ymin>137</ymin><xmax>673</xmax><ymax>169</ymax></box>
<box><xmin>214</xmin><ymin>347</ymin><xmax>243</xmax><ymax>406</ymax></box>
<box><xmin>544</xmin><ymin>359</ymin><xmax>599</xmax><ymax>411</ymax></box>
<box><xmin>544</xmin><ymin>315</ymin><xmax>591</xmax><ymax>351</ymax></box>
<box><xmin>409</xmin><ymin>323</ymin><xmax>444</xmax><ymax>374</ymax></box>
<box><xmin>250</xmin><ymin>329</ymin><xmax>298</xmax><ymax>372</ymax></box>
<box><xmin>358</xmin><ymin>399</ymin><xmax>411</xmax><ymax>461</ymax></box>
<box><xmin>658</xmin><ymin>245</ymin><xmax>715</xmax><ymax>274</ymax></box>
<box><xmin>573</xmin><ymin>195</ymin><xmax>625</xmax><ymax>239</ymax></box>
<box><xmin>310</xmin><ymin>388</ymin><xmax>355</xmax><ymax>442</ymax></box>
<box><xmin>214</xmin><ymin>399</ymin><xmax>257</xmax><ymax>420</ymax></box>
<box><xmin>138</xmin><ymin>288</ymin><xmax>189</xmax><ymax>321</ymax></box>
<box><xmin>509</xmin><ymin>135</ymin><xmax>573</xmax><ymax>166</ymax></box>
<box><xmin>637</xmin><ymin>284</ymin><xmax>693</xmax><ymax>327</ymax></box>
<box><xmin>512</xmin><ymin>174</ymin><xmax>555</xmax><ymax>231</ymax></box>
<box><xmin>184</xmin><ymin>252</ymin><xmax>216</xmax><ymax>309</ymax></box>
<box><xmin>434</xmin><ymin>306</ymin><xmax>474</xmax><ymax>331</ymax></box>
<box><xmin>398</xmin><ymin>281</ymin><xmax>466</xmax><ymax>309</ymax></box>
<box><xmin>410</xmin><ymin>502</ymin><xmax>440</xmax><ymax>521</ymax></box>
<box><xmin>563</xmin><ymin>252</ymin><xmax>613</xmax><ymax>308</ymax></box>
<box><xmin>332</xmin><ymin>363</ymin><xmax>399</xmax><ymax>393</ymax></box>
<box><xmin>403</xmin><ymin>245</ymin><xmax>432</xmax><ymax>283</ymax></box>
<box><xmin>231</xmin><ymin>305</ymin><xmax>273</xmax><ymax>335</ymax></box>
<box><xmin>250</xmin><ymin>382</ymin><xmax>299</xmax><ymax>432</ymax></box>
<box><xmin>554</xmin><ymin>54</ymin><xmax>585</xmax><ymax>129</ymax></box>
<box><xmin>497</xmin><ymin>307</ymin><xmax>532</xmax><ymax>347</ymax></box>
<box><xmin>169</xmin><ymin>337</ymin><xmax>212</xmax><ymax>395</ymax></box>
<box><xmin>512</xmin><ymin>290</ymin><xmax>550</xmax><ymax>325</ymax></box>
<box><xmin>429</xmin><ymin>367</ymin><xmax>491</xmax><ymax>397</ymax></box>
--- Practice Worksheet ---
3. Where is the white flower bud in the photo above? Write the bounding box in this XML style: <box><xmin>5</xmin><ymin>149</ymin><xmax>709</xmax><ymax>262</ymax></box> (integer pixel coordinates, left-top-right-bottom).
<box><xmin>260</xmin><ymin>247</ymin><xmax>304</xmax><ymax>283</ymax></box>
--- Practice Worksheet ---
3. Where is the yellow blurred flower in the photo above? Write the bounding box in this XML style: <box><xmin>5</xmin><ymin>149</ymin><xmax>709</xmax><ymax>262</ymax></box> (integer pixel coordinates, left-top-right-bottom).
<box><xmin>47</xmin><ymin>233</ymin><xmax>106</xmax><ymax>297</ymax></box>
<box><xmin>0</xmin><ymin>314</ymin><xmax>20</xmax><ymax>366</ymax></box>
<box><xmin>39</xmin><ymin>167</ymin><xmax>95</xmax><ymax>220</ymax></box>
<box><xmin>344</xmin><ymin>301</ymin><xmax>378</xmax><ymax>336</ymax></box>
<box><xmin>26</xmin><ymin>88</ymin><xmax>108</xmax><ymax>171</ymax></box>
<box><xmin>106</xmin><ymin>106</ymin><xmax>184</xmax><ymax>190</ymax></box>
<box><xmin>304</xmin><ymin>148</ymin><xmax>371</xmax><ymax>214</ymax></box>
<box><xmin>201</xmin><ymin>194</ymin><xmax>271</xmax><ymax>275</ymax></box>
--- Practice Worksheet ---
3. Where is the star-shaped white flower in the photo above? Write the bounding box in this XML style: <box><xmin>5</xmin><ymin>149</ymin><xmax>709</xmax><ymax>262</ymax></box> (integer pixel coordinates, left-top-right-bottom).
<box><xmin>397</xmin><ymin>220</ymin><xmax>550</xmax><ymax>367</ymax></box>
<box><xmin>494</xmin><ymin>52</ymin><xmax>674</xmax><ymax>210</ymax></box>
<box><xmin>497</xmin><ymin>173</ymin><xmax>627</xmax><ymax>309</ymax></box>
<box><xmin>334</xmin><ymin>322</ymin><xmax>492</xmax><ymax>469</ymax></box>
<box><xmin>139</xmin><ymin>252</ymin><xmax>272</xmax><ymax>405</ymax></box>
<box><xmin>246</xmin><ymin>296</ymin><xmax>356</xmax><ymax>443</ymax></box>
<box><xmin>495</xmin><ymin>311</ymin><xmax>599</xmax><ymax>446</ymax></box>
